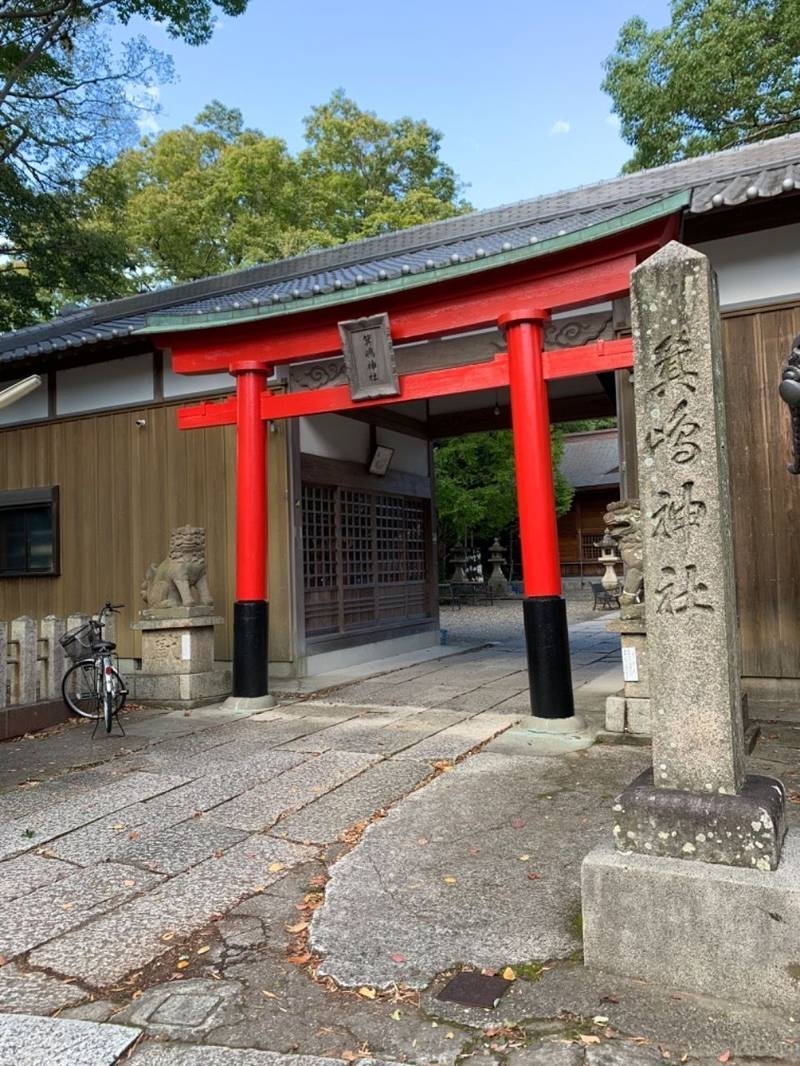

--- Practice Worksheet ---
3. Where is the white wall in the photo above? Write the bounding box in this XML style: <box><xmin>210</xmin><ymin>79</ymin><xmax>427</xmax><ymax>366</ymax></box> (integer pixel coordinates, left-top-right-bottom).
<box><xmin>163</xmin><ymin>361</ymin><xmax>234</xmax><ymax>398</ymax></box>
<box><xmin>0</xmin><ymin>379</ymin><xmax>48</xmax><ymax>426</ymax></box>
<box><xmin>695</xmin><ymin>222</ymin><xmax>800</xmax><ymax>309</ymax></box>
<box><xmin>300</xmin><ymin>413</ymin><xmax>371</xmax><ymax>462</ymax></box>
<box><xmin>56</xmin><ymin>353</ymin><xmax>154</xmax><ymax>416</ymax></box>
<box><xmin>376</xmin><ymin>427</ymin><xmax>429</xmax><ymax>476</ymax></box>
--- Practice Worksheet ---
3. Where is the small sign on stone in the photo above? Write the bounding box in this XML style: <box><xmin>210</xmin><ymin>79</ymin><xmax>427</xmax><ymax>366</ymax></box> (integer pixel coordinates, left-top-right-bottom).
<box><xmin>339</xmin><ymin>313</ymin><xmax>400</xmax><ymax>401</ymax></box>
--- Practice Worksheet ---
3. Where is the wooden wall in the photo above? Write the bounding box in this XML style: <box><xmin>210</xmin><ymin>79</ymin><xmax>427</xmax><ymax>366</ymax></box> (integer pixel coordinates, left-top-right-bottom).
<box><xmin>557</xmin><ymin>488</ymin><xmax>619</xmax><ymax>575</ymax></box>
<box><xmin>0</xmin><ymin>400</ymin><xmax>294</xmax><ymax>665</ymax></box>
<box><xmin>723</xmin><ymin>303</ymin><xmax>800</xmax><ymax>691</ymax></box>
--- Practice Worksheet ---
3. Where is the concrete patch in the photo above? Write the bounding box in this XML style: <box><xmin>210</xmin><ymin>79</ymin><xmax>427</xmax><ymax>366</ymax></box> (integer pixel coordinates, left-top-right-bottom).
<box><xmin>392</xmin><ymin>713</ymin><xmax>520</xmax><ymax>761</ymax></box>
<box><xmin>312</xmin><ymin>748</ymin><xmax>646</xmax><ymax>988</ymax></box>
<box><xmin>0</xmin><ymin>1012</ymin><xmax>140</xmax><ymax>1065</ymax></box>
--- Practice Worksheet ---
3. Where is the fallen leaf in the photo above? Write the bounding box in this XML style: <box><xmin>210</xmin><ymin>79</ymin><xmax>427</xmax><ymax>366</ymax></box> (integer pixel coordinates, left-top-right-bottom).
<box><xmin>580</xmin><ymin>1035</ymin><xmax>601</xmax><ymax>1046</ymax></box>
<box><xmin>161</xmin><ymin>932</ymin><xmax>175</xmax><ymax>942</ymax></box>
<box><xmin>468</xmin><ymin>846</ymin><xmax>480</xmax><ymax>856</ymax></box>
<box><xmin>197</xmin><ymin>946</ymin><xmax>210</xmax><ymax>955</ymax></box>
<box><xmin>111</xmin><ymin>823</ymin><xmax>126</xmax><ymax>831</ymax></box>
<box><xmin>511</xmin><ymin>817</ymin><xmax>525</xmax><ymax>829</ymax></box>
<box><xmin>287</xmin><ymin>953</ymin><xmax>311</xmax><ymax>965</ymax></box>
<box><xmin>593</xmin><ymin>1015</ymin><xmax>609</xmax><ymax>1025</ymax></box>
<box><xmin>391</xmin><ymin>1009</ymin><xmax>402</xmax><ymax>1020</ymax></box>
<box><xmin>176</xmin><ymin>960</ymin><xmax>190</xmax><ymax>970</ymax></box>
<box><xmin>0</xmin><ymin>956</ymin><xmax>8</xmax><ymax>967</ymax></box>
<box><xmin>501</xmin><ymin>967</ymin><xmax>516</xmax><ymax>981</ymax></box>
<box><xmin>518</xmin><ymin>854</ymin><xmax>530</xmax><ymax>862</ymax></box>
<box><xmin>390</xmin><ymin>953</ymin><xmax>406</xmax><ymax>964</ymax></box>
<box><xmin>286</xmin><ymin>921</ymin><xmax>309</xmax><ymax>934</ymax></box>
<box><xmin>127</xmin><ymin>831</ymin><xmax>141</xmax><ymax>841</ymax></box>
<box><xmin>527</xmin><ymin>872</ymin><xmax>541</xmax><ymax>881</ymax></box>
<box><xmin>262</xmin><ymin>990</ymin><xmax>278</xmax><ymax>999</ymax></box>
<box><xmin>342</xmin><ymin>1054</ymin><xmax>359</xmax><ymax>1063</ymax></box>
<box><xmin>123</xmin><ymin>880</ymin><xmax>135</xmax><ymax>887</ymax></box>
<box><xmin>268</xmin><ymin>861</ymin><xmax>285</xmax><ymax>873</ymax></box>
<box><xmin>62</xmin><ymin>902</ymin><xmax>74</xmax><ymax>910</ymax></box>
<box><xmin>446</xmin><ymin>1032</ymin><xmax>455</xmax><ymax>1039</ymax></box>
<box><xmin>718</xmin><ymin>1053</ymin><xmax>732</xmax><ymax>1063</ymax></box>
<box><xmin>358</xmin><ymin>986</ymin><xmax>377</xmax><ymax>999</ymax></box>
<box><xmin>443</xmin><ymin>876</ymin><xmax>457</xmax><ymax>885</ymax></box>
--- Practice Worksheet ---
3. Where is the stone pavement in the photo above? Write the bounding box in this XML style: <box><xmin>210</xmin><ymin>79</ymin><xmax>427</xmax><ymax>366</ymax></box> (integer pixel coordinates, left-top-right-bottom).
<box><xmin>0</xmin><ymin>615</ymin><xmax>798</xmax><ymax>1064</ymax></box>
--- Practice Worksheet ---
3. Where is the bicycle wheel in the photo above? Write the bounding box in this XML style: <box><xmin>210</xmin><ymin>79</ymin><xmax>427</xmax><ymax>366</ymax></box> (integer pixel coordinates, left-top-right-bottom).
<box><xmin>62</xmin><ymin>660</ymin><xmax>101</xmax><ymax>719</ymax></box>
<box><xmin>107</xmin><ymin>666</ymin><xmax>127</xmax><ymax>715</ymax></box>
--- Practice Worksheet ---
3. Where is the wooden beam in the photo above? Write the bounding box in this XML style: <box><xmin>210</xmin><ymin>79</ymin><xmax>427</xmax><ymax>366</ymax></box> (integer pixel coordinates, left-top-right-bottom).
<box><xmin>341</xmin><ymin>406</ymin><xmax>429</xmax><ymax>439</ymax></box>
<box><xmin>427</xmin><ymin>392</ymin><xmax>615</xmax><ymax>439</ymax></box>
<box><xmin>167</xmin><ymin>249</ymin><xmax>639</xmax><ymax>375</ymax></box>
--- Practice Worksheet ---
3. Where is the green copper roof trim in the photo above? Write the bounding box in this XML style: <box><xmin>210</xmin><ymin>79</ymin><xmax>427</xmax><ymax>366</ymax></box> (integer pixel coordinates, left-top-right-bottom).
<box><xmin>139</xmin><ymin>191</ymin><xmax>689</xmax><ymax>337</ymax></box>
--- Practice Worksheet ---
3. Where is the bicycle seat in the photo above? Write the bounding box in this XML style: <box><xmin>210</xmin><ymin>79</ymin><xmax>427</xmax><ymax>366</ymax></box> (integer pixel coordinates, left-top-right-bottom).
<box><xmin>92</xmin><ymin>641</ymin><xmax>116</xmax><ymax>653</ymax></box>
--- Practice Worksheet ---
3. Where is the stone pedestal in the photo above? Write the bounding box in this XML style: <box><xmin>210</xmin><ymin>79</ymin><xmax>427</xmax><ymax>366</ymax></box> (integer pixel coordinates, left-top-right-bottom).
<box><xmin>128</xmin><ymin>611</ymin><xmax>230</xmax><ymax>709</ymax></box>
<box><xmin>604</xmin><ymin>618</ymin><xmax>651</xmax><ymax>735</ymax></box>
<box><xmin>486</xmin><ymin>539</ymin><xmax>513</xmax><ymax>598</ymax></box>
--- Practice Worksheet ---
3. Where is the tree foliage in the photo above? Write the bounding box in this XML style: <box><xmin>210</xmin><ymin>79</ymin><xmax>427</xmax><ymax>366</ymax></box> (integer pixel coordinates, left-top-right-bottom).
<box><xmin>85</xmin><ymin>91</ymin><xmax>469</xmax><ymax>286</ymax></box>
<box><xmin>603</xmin><ymin>0</ymin><xmax>800</xmax><ymax>171</ymax></box>
<box><xmin>433</xmin><ymin>429</ymin><xmax>575</xmax><ymax>553</ymax></box>
<box><xmin>0</xmin><ymin>0</ymin><xmax>245</xmax><ymax>329</ymax></box>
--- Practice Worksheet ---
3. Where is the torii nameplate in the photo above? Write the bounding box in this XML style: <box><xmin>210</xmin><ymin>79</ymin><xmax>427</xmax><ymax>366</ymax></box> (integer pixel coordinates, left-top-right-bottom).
<box><xmin>338</xmin><ymin>313</ymin><xmax>400</xmax><ymax>401</ymax></box>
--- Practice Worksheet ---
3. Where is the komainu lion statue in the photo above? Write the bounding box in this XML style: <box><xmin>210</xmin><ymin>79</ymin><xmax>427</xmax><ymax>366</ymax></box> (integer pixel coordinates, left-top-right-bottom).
<box><xmin>141</xmin><ymin>525</ymin><xmax>213</xmax><ymax>609</ymax></box>
<box><xmin>603</xmin><ymin>499</ymin><xmax>643</xmax><ymax>620</ymax></box>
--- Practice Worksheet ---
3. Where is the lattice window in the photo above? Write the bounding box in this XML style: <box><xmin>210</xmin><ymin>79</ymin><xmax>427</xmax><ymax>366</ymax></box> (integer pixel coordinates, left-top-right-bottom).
<box><xmin>302</xmin><ymin>485</ymin><xmax>336</xmax><ymax>588</ymax></box>
<box><xmin>302</xmin><ymin>481</ymin><xmax>432</xmax><ymax>639</ymax></box>
<box><xmin>341</xmin><ymin>490</ymin><xmax>373</xmax><ymax>587</ymax></box>
<box><xmin>580</xmin><ymin>532</ymin><xmax>604</xmax><ymax>560</ymax></box>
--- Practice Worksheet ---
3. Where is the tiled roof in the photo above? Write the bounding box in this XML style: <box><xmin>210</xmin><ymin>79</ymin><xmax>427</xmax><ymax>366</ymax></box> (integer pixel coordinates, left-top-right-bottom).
<box><xmin>559</xmin><ymin>429</ymin><xmax>620</xmax><ymax>489</ymax></box>
<box><xmin>3</xmin><ymin>132</ymin><xmax>800</xmax><ymax>367</ymax></box>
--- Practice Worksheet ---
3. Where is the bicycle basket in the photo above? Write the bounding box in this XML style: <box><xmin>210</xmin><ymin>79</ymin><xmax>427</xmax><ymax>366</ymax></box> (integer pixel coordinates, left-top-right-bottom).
<box><xmin>59</xmin><ymin>622</ymin><xmax>95</xmax><ymax>660</ymax></box>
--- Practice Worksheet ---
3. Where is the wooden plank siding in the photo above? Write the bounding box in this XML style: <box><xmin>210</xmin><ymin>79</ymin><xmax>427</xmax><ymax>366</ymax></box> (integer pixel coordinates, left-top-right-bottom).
<box><xmin>0</xmin><ymin>400</ymin><xmax>294</xmax><ymax>666</ymax></box>
<box><xmin>722</xmin><ymin>303</ymin><xmax>800</xmax><ymax>686</ymax></box>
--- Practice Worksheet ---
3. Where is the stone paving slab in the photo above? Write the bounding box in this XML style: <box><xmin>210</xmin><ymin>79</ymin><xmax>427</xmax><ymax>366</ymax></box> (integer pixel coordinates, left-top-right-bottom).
<box><xmin>46</xmin><ymin>760</ymin><xmax>310</xmax><ymax>866</ymax></box>
<box><xmin>272</xmin><ymin>759</ymin><xmax>432</xmax><ymax>844</ymax></box>
<box><xmin>115</xmin><ymin>977</ymin><xmax>244</xmax><ymax>1039</ymax></box>
<box><xmin>311</xmin><ymin>747</ymin><xmax>647</xmax><ymax>988</ymax></box>
<box><xmin>0</xmin><ymin>1012</ymin><xmax>140</xmax><ymax>1065</ymax></box>
<box><xmin>29</xmin><ymin>837</ymin><xmax>316</xmax><ymax>987</ymax></box>
<box><xmin>0</xmin><ymin>963</ymin><xmax>88</xmax><ymax>1014</ymax></box>
<box><xmin>0</xmin><ymin>771</ymin><xmax>191</xmax><ymax>861</ymax></box>
<box><xmin>392</xmin><ymin>712</ymin><xmax>520</xmax><ymax>761</ymax></box>
<box><xmin>115</xmin><ymin>820</ymin><xmax>248</xmax><ymax>875</ymax></box>
<box><xmin>281</xmin><ymin>709</ymin><xmax>474</xmax><ymax>757</ymax></box>
<box><xmin>0</xmin><ymin>861</ymin><xmax>164</xmax><ymax>959</ymax></box>
<box><xmin>130</xmin><ymin>1045</ymin><xmax>404</xmax><ymax>1065</ymax></box>
<box><xmin>208</xmin><ymin>751</ymin><xmax>381</xmax><ymax>832</ymax></box>
<box><xmin>0</xmin><ymin>851</ymin><xmax>75</xmax><ymax>901</ymax></box>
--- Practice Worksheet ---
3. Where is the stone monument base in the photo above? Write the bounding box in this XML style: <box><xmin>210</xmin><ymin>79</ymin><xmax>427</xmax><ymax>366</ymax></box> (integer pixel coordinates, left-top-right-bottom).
<box><xmin>582</xmin><ymin>829</ymin><xmax>800</xmax><ymax>1011</ymax></box>
<box><xmin>612</xmin><ymin>769</ymin><xmax>786</xmax><ymax>870</ymax></box>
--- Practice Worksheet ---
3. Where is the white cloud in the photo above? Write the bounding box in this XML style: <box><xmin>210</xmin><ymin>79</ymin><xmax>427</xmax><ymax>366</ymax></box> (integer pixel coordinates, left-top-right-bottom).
<box><xmin>550</xmin><ymin>120</ymin><xmax>571</xmax><ymax>136</ymax></box>
<box><xmin>137</xmin><ymin>113</ymin><xmax>161</xmax><ymax>136</ymax></box>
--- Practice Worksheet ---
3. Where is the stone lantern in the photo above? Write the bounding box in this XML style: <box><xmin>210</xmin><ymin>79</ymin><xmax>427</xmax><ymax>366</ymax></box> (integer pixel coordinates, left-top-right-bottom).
<box><xmin>449</xmin><ymin>543</ymin><xmax>468</xmax><ymax>583</ymax></box>
<box><xmin>487</xmin><ymin>538</ymin><xmax>512</xmax><ymax>597</ymax></box>
<box><xmin>597</xmin><ymin>529</ymin><xmax>620</xmax><ymax>593</ymax></box>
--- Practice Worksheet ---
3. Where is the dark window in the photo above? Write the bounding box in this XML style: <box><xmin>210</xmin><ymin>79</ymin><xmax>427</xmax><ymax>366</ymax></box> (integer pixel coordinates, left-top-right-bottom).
<box><xmin>0</xmin><ymin>487</ymin><xmax>60</xmax><ymax>576</ymax></box>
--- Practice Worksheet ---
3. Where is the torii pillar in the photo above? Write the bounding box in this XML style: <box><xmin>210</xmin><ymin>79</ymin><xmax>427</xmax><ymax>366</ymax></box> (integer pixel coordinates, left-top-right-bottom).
<box><xmin>227</xmin><ymin>361</ymin><xmax>275</xmax><ymax>709</ymax></box>
<box><xmin>500</xmin><ymin>309</ymin><xmax>587</xmax><ymax>743</ymax></box>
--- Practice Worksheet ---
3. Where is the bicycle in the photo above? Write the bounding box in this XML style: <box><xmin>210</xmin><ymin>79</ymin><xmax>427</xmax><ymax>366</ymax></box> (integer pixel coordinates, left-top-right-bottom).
<box><xmin>60</xmin><ymin>603</ymin><xmax>128</xmax><ymax>735</ymax></box>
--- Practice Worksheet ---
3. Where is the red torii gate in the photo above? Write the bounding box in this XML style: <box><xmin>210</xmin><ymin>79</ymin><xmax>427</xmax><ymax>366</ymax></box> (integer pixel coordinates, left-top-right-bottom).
<box><xmin>156</xmin><ymin>219</ymin><xmax>672</xmax><ymax>724</ymax></box>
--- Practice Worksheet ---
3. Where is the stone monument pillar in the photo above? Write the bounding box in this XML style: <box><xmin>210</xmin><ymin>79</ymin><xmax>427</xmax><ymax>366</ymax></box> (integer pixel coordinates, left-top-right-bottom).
<box><xmin>582</xmin><ymin>243</ymin><xmax>796</xmax><ymax>1010</ymax></box>
<box><xmin>129</xmin><ymin>526</ymin><xmax>230</xmax><ymax>708</ymax></box>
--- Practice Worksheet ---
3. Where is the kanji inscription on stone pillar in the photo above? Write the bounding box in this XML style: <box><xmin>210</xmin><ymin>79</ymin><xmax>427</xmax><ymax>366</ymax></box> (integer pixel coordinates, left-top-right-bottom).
<box><xmin>631</xmin><ymin>241</ymin><xmax>745</xmax><ymax>794</ymax></box>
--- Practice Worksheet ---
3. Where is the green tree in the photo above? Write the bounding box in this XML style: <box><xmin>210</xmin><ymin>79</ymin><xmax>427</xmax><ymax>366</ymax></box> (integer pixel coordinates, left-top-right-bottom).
<box><xmin>86</xmin><ymin>92</ymin><xmax>470</xmax><ymax>286</ymax></box>
<box><xmin>0</xmin><ymin>0</ymin><xmax>246</xmax><ymax>329</ymax></box>
<box><xmin>433</xmin><ymin>428</ymin><xmax>574</xmax><ymax>555</ymax></box>
<box><xmin>603</xmin><ymin>0</ymin><xmax>800</xmax><ymax>171</ymax></box>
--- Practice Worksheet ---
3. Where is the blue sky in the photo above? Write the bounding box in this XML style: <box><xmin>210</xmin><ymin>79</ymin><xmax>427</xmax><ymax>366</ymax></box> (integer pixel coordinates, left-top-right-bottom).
<box><xmin>127</xmin><ymin>0</ymin><xmax>672</xmax><ymax>210</ymax></box>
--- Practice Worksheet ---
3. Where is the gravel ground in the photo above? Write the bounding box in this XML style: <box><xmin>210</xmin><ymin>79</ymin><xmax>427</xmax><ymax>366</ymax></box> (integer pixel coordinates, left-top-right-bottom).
<box><xmin>439</xmin><ymin>586</ymin><xmax>619</xmax><ymax>647</ymax></box>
